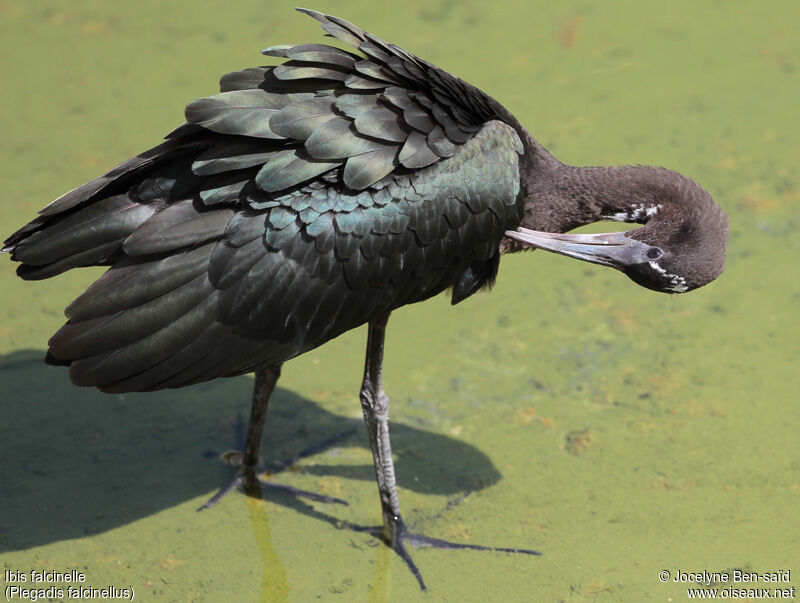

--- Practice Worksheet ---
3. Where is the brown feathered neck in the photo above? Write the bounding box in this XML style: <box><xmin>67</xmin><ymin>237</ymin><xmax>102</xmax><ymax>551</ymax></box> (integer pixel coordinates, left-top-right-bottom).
<box><xmin>502</xmin><ymin>131</ymin><xmax>724</xmax><ymax>252</ymax></box>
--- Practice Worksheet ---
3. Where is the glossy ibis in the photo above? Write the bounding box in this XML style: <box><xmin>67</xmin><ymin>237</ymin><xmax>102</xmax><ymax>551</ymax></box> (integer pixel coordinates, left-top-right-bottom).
<box><xmin>3</xmin><ymin>8</ymin><xmax>728</xmax><ymax>591</ymax></box>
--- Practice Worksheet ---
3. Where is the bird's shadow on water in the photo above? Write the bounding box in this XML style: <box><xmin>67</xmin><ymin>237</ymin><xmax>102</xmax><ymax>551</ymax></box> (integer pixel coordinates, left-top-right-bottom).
<box><xmin>0</xmin><ymin>349</ymin><xmax>501</xmax><ymax>554</ymax></box>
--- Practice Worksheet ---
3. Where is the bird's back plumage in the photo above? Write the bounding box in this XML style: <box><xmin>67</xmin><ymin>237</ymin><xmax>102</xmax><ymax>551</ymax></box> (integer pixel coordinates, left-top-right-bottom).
<box><xmin>4</xmin><ymin>9</ymin><xmax>526</xmax><ymax>392</ymax></box>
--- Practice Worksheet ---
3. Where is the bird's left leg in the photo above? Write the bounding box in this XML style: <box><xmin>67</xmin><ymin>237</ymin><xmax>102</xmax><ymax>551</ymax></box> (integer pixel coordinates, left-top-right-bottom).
<box><xmin>359</xmin><ymin>314</ymin><xmax>541</xmax><ymax>592</ymax></box>
<box><xmin>199</xmin><ymin>364</ymin><xmax>348</xmax><ymax>510</ymax></box>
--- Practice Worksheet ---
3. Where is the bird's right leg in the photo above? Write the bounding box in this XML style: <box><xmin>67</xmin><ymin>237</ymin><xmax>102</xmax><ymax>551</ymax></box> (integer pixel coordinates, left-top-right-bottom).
<box><xmin>358</xmin><ymin>314</ymin><xmax>427</xmax><ymax>583</ymax></box>
<box><xmin>357</xmin><ymin>315</ymin><xmax>541</xmax><ymax>592</ymax></box>
<box><xmin>198</xmin><ymin>364</ymin><xmax>348</xmax><ymax>510</ymax></box>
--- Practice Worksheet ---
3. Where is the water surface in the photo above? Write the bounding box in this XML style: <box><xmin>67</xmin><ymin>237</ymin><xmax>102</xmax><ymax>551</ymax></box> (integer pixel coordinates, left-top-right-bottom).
<box><xmin>1</xmin><ymin>1</ymin><xmax>797</xmax><ymax>600</ymax></box>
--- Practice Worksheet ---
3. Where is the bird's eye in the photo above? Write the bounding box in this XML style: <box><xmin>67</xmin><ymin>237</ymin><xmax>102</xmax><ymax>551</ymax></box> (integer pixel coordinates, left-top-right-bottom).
<box><xmin>646</xmin><ymin>247</ymin><xmax>663</xmax><ymax>260</ymax></box>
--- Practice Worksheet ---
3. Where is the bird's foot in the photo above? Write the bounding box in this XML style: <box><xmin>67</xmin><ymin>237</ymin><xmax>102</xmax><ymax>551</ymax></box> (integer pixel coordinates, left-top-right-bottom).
<box><xmin>197</xmin><ymin>468</ymin><xmax>348</xmax><ymax>511</ymax></box>
<box><xmin>350</xmin><ymin>515</ymin><xmax>541</xmax><ymax>592</ymax></box>
<box><xmin>197</xmin><ymin>426</ymin><xmax>355</xmax><ymax>511</ymax></box>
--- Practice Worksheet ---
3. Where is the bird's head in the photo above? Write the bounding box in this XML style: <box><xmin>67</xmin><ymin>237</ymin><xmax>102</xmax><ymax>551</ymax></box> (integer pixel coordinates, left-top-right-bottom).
<box><xmin>507</xmin><ymin>168</ymin><xmax>729</xmax><ymax>294</ymax></box>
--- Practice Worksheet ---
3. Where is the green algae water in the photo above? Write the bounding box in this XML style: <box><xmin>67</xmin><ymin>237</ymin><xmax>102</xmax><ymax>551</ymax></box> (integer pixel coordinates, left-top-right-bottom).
<box><xmin>1</xmin><ymin>1</ymin><xmax>797</xmax><ymax>600</ymax></box>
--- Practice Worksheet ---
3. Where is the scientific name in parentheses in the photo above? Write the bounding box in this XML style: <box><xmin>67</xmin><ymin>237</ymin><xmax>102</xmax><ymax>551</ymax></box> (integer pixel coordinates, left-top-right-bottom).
<box><xmin>4</xmin><ymin>569</ymin><xmax>86</xmax><ymax>583</ymax></box>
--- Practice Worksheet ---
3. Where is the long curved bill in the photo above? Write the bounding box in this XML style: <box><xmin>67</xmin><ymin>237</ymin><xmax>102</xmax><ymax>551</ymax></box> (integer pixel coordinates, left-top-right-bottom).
<box><xmin>504</xmin><ymin>227</ymin><xmax>648</xmax><ymax>270</ymax></box>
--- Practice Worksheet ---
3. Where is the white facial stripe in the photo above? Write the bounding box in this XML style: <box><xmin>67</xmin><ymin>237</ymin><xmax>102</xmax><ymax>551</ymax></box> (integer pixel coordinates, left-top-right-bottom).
<box><xmin>607</xmin><ymin>211</ymin><xmax>630</xmax><ymax>222</ymax></box>
<box><xmin>666</xmin><ymin>274</ymin><xmax>688</xmax><ymax>293</ymax></box>
<box><xmin>649</xmin><ymin>261</ymin><xmax>688</xmax><ymax>292</ymax></box>
<box><xmin>602</xmin><ymin>203</ymin><xmax>663</xmax><ymax>223</ymax></box>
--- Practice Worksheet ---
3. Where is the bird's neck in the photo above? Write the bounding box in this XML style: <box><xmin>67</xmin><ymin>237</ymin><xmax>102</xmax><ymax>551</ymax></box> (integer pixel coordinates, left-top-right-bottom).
<box><xmin>510</xmin><ymin>151</ymin><xmax>669</xmax><ymax>250</ymax></box>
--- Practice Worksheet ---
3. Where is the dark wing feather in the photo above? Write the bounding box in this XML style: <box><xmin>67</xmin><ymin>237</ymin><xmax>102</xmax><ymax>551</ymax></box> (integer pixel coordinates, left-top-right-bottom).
<box><xmin>343</xmin><ymin>147</ymin><xmax>399</xmax><ymax>189</ymax></box>
<box><xmin>184</xmin><ymin>90</ymin><xmax>288</xmax><ymax>139</ymax></box>
<box><xmin>305</xmin><ymin>117</ymin><xmax>387</xmax><ymax>159</ymax></box>
<box><xmin>255</xmin><ymin>148</ymin><xmax>340</xmax><ymax>193</ymax></box>
<box><xmin>399</xmin><ymin>131</ymin><xmax>440</xmax><ymax>169</ymax></box>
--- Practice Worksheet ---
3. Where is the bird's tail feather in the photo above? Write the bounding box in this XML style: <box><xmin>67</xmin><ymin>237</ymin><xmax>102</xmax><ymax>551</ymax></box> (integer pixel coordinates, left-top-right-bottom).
<box><xmin>43</xmin><ymin>238</ymin><xmax>283</xmax><ymax>393</ymax></box>
<box><xmin>2</xmin><ymin>135</ymin><xmax>208</xmax><ymax>280</ymax></box>
<box><xmin>8</xmin><ymin>194</ymin><xmax>157</xmax><ymax>280</ymax></box>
